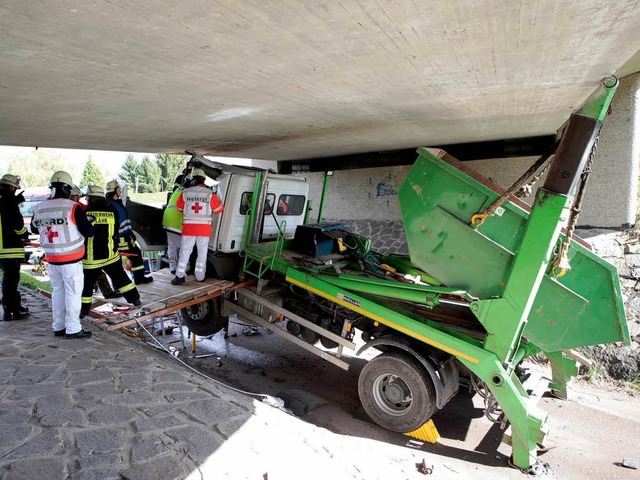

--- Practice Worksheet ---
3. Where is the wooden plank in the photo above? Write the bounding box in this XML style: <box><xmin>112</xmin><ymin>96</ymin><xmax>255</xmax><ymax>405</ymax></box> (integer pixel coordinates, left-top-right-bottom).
<box><xmin>91</xmin><ymin>307</ymin><xmax>134</xmax><ymax>325</ymax></box>
<box><xmin>98</xmin><ymin>273</ymin><xmax>231</xmax><ymax>308</ymax></box>
<box><xmin>105</xmin><ymin>288</ymin><xmax>227</xmax><ymax>331</ymax></box>
<box><xmin>36</xmin><ymin>288</ymin><xmax>52</xmax><ymax>299</ymax></box>
<box><xmin>89</xmin><ymin>270</ymin><xmax>233</xmax><ymax>327</ymax></box>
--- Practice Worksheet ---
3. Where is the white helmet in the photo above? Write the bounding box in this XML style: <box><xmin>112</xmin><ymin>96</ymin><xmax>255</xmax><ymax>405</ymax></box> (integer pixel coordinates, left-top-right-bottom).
<box><xmin>105</xmin><ymin>179</ymin><xmax>120</xmax><ymax>193</ymax></box>
<box><xmin>70</xmin><ymin>184</ymin><xmax>82</xmax><ymax>196</ymax></box>
<box><xmin>86</xmin><ymin>185</ymin><xmax>105</xmax><ymax>197</ymax></box>
<box><xmin>50</xmin><ymin>170</ymin><xmax>73</xmax><ymax>187</ymax></box>
<box><xmin>191</xmin><ymin>168</ymin><xmax>206</xmax><ymax>178</ymax></box>
<box><xmin>0</xmin><ymin>174</ymin><xmax>21</xmax><ymax>189</ymax></box>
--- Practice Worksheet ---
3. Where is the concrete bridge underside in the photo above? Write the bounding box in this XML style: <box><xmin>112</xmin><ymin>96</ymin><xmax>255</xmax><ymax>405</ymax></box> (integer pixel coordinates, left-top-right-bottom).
<box><xmin>2</xmin><ymin>1</ymin><xmax>640</xmax><ymax>228</ymax></box>
<box><xmin>1</xmin><ymin>1</ymin><xmax>640</xmax><ymax>163</ymax></box>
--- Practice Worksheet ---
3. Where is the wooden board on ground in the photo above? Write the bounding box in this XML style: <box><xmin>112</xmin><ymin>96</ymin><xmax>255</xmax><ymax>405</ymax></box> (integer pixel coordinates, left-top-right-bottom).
<box><xmin>89</xmin><ymin>268</ymin><xmax>234</xmax><ymax>331</ymax></box>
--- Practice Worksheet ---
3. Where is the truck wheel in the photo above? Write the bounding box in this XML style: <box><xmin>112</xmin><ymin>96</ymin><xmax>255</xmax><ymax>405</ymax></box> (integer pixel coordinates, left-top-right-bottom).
<box><xmin>358</xmin><ymin>351</ymin><xmax>437</xmax><ymax>432</ymax></box>
<box><xmin>180</xmin><ymin>299</ymin><xmax>223</xmax><ymax>336</ymax></box>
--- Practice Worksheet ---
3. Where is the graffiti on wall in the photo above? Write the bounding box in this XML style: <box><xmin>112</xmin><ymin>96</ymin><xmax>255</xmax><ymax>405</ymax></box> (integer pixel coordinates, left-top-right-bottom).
<box><xmin>367</xmin><ymin>173</ymin><xmax>398</xmax><ymax>207</ymax></box>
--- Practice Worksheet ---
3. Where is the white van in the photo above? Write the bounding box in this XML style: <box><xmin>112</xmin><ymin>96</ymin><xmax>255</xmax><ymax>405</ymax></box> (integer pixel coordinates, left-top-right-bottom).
<box><xmin>129</xmin><ymin>154</ymin><xmax>310</xmax><ymax>280</ymax></box>
<box><xmin>212</xmin><ymin>172</ymin><xmax>309</xmax><ymax>253</ymax></box>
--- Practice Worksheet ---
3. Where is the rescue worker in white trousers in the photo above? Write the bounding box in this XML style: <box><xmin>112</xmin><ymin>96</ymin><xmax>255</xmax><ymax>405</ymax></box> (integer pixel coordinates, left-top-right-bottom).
<box><xmin>171</xmin><ymin>169</ymin><xmax>224</xmax><ymax>285</ymax></box>
<box><xmin>32</xmin><ymin>171</ymin><xmax>95</xmax><ymax>339</ymax></box>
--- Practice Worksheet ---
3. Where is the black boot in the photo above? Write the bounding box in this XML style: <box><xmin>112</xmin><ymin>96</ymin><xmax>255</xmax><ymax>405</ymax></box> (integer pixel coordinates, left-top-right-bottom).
<box><xmin>3</xmin><ymin>309</ymin><xmax>29</xmax><ymax>321</ymax></box>
<box><xmin>66</xmin><ymin>329</ymin><xmax>93</xmax><ymax>339</ymax></box>
<box><xmin>80</xmin><ymin>305</ymin><xmax>91</xmax><ymax>318</ymax></box>
<box><xmin>14</xmin><ymin>293</ymin><xmax>30</xmax><ymax>317</ymax></box>
<box><xmin>135</xmin><ymin>275</ymin><xmax>154</xmax><ymax>285</ymax></box>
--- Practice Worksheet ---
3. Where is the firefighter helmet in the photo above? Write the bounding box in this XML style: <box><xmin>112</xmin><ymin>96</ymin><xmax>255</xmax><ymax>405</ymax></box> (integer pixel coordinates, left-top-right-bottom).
<box><xmin>50</xmin><ymin>171</ymin><xmax>73</xmax><ymax>187</ymax></box>
<box><xmin>86</xmin><ymin>185</ymin><xmax>105</xmax><ymax>197</ymax></box>
<box><xmin>0</xmin><ymin>174</ymin><xmax>21</xmax><ymax>189</ymax></box>
<box><xmin>105</xmin><ymin>180</ymin><xmax>120</xmax><ymax>193</ymax></box>
<box><xmin>70</xmin><ymin>184</ymin><xmax>82</xmax><ymax>196</ymax></box>
<box><xmin>191</xmin><ymin>168</ymin><xmax>206</xmax><ymax>178</ymax></box>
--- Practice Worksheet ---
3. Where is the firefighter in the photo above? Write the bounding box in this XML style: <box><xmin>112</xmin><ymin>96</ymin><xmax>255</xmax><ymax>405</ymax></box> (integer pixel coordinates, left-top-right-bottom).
<box><xmin>32</xmin><ymin>171</ymin><xmax>95</xmax><ymax>339</ymax></box>
<box><xmin>105</xmin><ymin>179</ymin><xmax>153</xmax><ymax>284</ymax></box>
<box><xmin>162</xmin><ymin>173</ymin><xmax>187</xmax><ymax>274</ymax></box>
<box><xmin>0</xmin><ymin>173</ymin><xmax>30</xmax><ymax>321</ymax></box>
<box><xmin>70</xmin><ymin>184</ymin><xmax>82</xmax><ymax>203</ymax></box>
<box><xmin>80</xmin><ymin>185</ymin><xmax>141</xmax><ymax>317</ymax></box>
<box><xmin>71</xmin><ymin>185</ymin><xmax>121</xmax><ymax>300</ymax></box>
<box><xmin>171</xmin><ymin>168</ymin><xmax>224</xmax><ymax>285</ymax></box>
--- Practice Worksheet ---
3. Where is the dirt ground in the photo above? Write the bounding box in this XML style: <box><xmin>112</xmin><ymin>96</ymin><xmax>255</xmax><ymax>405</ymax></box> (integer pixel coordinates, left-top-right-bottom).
<box><xmin>136</xmin><ymin>314</ymin><xmax>640</xmax><ymax>480</ymax></box>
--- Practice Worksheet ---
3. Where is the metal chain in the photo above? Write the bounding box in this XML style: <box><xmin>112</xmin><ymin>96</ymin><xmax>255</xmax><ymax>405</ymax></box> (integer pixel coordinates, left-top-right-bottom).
<box><xmin>471</xmin><ymin>140</ymin><xmax>559</xmax><ymax>227</ymax></box>
<box><xmin>514</xmin><ymin>160</ymin><xmax>553</xmax><ymax>198</ymax></box>
<box><xmin>551</xmin><ymin>135</ymin><xmax>599</xmax><ymax>276</ymax></box>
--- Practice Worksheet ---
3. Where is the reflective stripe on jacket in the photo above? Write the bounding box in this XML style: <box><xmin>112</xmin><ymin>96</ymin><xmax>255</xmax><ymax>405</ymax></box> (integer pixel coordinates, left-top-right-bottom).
<box><xmin>0</xmin><ymin>192</ymin><xmax>27</xmax><ymax>259</ymax></box>
<box><xmin>108</xmin><ymin>198</ymin><xmax>133</xmax><ymax>237</ymax></box>
<box><xmin>83</xmin><ymin>208</ymin><xmax>120</xmax><ymax>269</ymax></box>
<box><xmin>162</xmin><ymin>188</ymin><xmax>184</xmax><ymax>234</ymax></box>
<box><xmin>177</xmin><ymin>185</ymin><xmax>224</xmax><ymax>237</ymax></box>
<box><xmin>32</xmin><ymin>199</ymin><xmax>85</xmax><ymax>263</ymax></box>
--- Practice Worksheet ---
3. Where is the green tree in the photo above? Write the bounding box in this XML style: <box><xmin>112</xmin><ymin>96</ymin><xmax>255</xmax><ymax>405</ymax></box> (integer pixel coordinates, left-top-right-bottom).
<box><xmin>138</xmin><ymin>155</ymin><xmax>162</xmax><ymax>193</ymax></box>
<box><xmin>6</xmin><ymin>149</ymin><xmax>68</xmax><ymax>187</ymax></box>
<box><xmin>80</xmin><ymin>155</ymin><xmax>105</xmax><ymax>188</ymax></box>
<box><xmin>155</xmin><ymin>153</ymin><xmax>187</xmax><ymax>191</ymax></box>
<box><xmin>119</xmin><ymin>154</ymin><xmax>140</xmax><ymax>193</ymax></box>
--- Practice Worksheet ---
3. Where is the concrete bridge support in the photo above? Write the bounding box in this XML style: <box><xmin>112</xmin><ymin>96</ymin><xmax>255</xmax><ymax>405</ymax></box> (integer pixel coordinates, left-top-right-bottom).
<box><xmin>580</xmin><ymin>72</ymin><xmax>640</xmax><ymax>228</ymax></box>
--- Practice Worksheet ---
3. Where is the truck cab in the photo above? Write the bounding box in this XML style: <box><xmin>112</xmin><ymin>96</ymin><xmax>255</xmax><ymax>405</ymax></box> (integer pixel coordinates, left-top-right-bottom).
<box><xmin>211</xmin><ymin>171</ymin><xmax>309</xmax><ymax>254</ymax></box>
<box><xmin>128</xmin><ymin>154</ymin><xmax>309</xmax><ymax>281</ymax></box>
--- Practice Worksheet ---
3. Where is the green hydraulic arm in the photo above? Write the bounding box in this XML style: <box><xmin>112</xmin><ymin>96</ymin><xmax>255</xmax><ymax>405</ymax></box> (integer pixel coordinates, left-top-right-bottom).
<box><xmin>472</xmin><ymin>77</ymin><xmax>618</xmax><ymax>364</ymax></box>
<box><xmin>394</xmin><ymin>76</ymin><xmax>625</xmax><ymax>469</ymax></box>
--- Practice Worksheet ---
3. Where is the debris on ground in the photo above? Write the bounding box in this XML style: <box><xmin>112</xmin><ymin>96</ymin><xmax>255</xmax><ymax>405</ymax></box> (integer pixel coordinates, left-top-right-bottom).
<box><xmin>527</xmin><ymin>461</ymin><xmax>551</xmax><ymax>476</ymax></box>
<box><xmin>416</xmin><ymin>458</ymin><xmax>433</xmax><ymax>475</ymax></box>
<box><xmin>189</xmin><ymin>353</ymin><xmax>218</xmax><ymax>359</ymax></box>
<box><xmin>243</xmin><ymin>326</ymin><xmax>261</xmax><ymax>336</ymax></box>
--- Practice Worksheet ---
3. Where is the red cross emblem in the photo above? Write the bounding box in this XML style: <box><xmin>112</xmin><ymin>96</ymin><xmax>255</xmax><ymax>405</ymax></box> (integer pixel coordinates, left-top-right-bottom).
<box><xmin>45</xmin><ymin>226</ymin><xmax>59</xmax><ymax>243</ymax></box>
<box><xmin>191</xmin><ymin>202</ymin><xmax>203</xmax><ymax>214</ymax></box>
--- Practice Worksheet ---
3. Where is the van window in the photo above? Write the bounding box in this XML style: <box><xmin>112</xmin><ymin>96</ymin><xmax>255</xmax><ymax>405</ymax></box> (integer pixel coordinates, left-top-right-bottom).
<box><xmin>277</xmin><ymin>194</ymin><xmax>305</xmax><ymax>216</ymax></box>
<box><xmin>240</xmin><ymin>192</ymin><xmax>276</xmax><ymax>215</ymax></box>
<box><xmin>19</xmin><ymin>195</ymin><xmax>50</xmax><ymax>219</ymax></box>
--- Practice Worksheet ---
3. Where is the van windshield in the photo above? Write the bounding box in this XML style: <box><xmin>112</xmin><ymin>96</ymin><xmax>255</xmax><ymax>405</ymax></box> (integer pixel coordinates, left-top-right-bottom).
<box><xmin>19</xmin><ymin>193</ymin><xmax>50</xmax><ymax>224</ymax></box>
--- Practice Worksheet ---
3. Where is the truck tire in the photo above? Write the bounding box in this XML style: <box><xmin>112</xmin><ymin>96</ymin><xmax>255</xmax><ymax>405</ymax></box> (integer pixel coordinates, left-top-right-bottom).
<box><xmin>180</xmin><ymin>298</ymin><xmax>223</xmax><ymax>336</ymax></box>
<box><xmin>358</xmin><ymin>351</ymin><xmax>437</xmax><ymax>433</ymax></box>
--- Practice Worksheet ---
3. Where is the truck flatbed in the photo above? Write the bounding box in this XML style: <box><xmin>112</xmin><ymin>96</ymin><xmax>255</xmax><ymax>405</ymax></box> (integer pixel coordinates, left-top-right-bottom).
<box><xmin>89</xmin><ymin>269</ymin><xmax>234</xmax><ymax>331</ymax></box>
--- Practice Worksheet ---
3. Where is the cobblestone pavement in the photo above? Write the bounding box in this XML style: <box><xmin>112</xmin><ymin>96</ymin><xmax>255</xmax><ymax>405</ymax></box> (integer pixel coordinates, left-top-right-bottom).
<box><xmin>0</xmin><ymin>288</ymin><xmax>435</xmax><ymax>480</ymax></box>
<box><xmin>4</xmin><ymin>288</ymin><xmax>640</xmax><ymax>480</ymax></box>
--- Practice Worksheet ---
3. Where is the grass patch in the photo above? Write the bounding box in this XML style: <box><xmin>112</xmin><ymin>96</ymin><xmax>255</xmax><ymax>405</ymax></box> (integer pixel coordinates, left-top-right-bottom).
<box><xmin>20</xmin><ymin>271</ymin><xmax>52</xmax><ymax>293</ymax></box>
<box><xmin>128</xmin><ymin>191</ymin><xmax>168</xmax><ymax>207</ymax></box>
